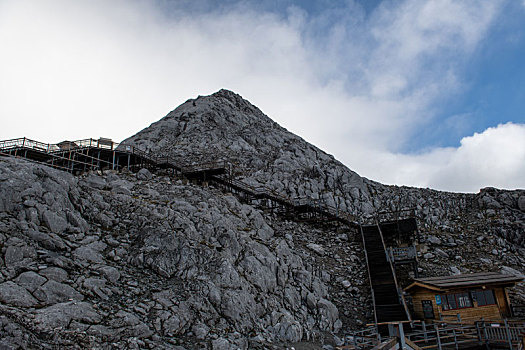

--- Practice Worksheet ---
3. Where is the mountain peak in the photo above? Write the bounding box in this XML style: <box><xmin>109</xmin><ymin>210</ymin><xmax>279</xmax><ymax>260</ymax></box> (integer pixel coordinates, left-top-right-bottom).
<box><xmin>122</xmin><ymin>91</ymin><xmax>370</xmax><ymax>212</ymax></box>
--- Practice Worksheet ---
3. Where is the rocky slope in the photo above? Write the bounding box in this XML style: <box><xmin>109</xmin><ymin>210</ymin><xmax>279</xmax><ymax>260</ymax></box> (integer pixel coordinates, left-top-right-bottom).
<box><xmin>0</xmin><ymin>90</ymin><xmax>524</xmax><ymax>349</ymax></box>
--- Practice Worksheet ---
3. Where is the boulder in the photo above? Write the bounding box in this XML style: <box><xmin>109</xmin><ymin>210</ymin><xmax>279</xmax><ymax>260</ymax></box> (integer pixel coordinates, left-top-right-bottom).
<box><xmin>518</xmin><ymin>196</ymin><xmax>525</xmax><ymax>212</ymax></box>
<box><xmin>0</xmin><ymin>281</ymin><xmax>39</xmax><ymax>307</ymax></box>
<box><xmin>15</xmin><ymin>271</ymin><xmax>46</xmax><ymax>292</ymax></box>
<box><xmin>42</xmin><ymin>210</ymin><xmax>68</xmax><ymax>234</ymax></box>
<box><xmin>35</xmin><ymin>301</ymin><xmax>101</xmax><ymax>329</ymax></box>
<box><xmin>33</xmin><ymin>280</ymin><xmax>84</xmax><ymax>304</ymax></box>
<box><xmin>136</xmin><ymin>168</ymin><xmax>153</xmax><ymax>181</ymax></box>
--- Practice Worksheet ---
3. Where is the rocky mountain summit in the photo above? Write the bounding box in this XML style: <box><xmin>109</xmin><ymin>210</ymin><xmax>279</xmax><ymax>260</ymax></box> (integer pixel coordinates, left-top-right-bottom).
<box><xmin>1</xmin><ymin>90</ymin><xmax>524</xmax><ymax>349</ymax></box>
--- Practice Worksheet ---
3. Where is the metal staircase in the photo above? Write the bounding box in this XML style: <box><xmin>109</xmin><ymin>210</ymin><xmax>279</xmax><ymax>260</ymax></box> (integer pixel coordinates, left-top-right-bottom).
<box><xmin>361</xmin><ymin>223</ymin><xmax>410</xmax><ymax>324</ymax></box>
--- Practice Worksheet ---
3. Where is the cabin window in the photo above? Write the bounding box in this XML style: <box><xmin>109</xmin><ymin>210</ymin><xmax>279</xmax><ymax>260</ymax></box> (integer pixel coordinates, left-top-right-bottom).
<box><xmin>474</xmin><ymin>289</ymin><xmax>496</xmax><ymax>306</ymax></box>
<box><xmin>440</xmin><ymin>292</ymin><xmax>473</xmax><ymax>310</ymax></box>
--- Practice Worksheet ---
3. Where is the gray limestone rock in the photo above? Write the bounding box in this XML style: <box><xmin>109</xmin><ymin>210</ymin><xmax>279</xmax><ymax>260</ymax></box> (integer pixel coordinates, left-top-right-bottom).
<box><xmin>99</xmin><ymin>265</ymin><xmax>120</xmax><ymax>284</ymax></box>
<box><xmin>212</xmin><ymin>338</ymin><xmax>230</xmax><ymax>350</ymax></box>
<box><xmin>272</xmin><ymin>313</ymin><xmax>303</xmax><ymax>343</ymax></box>
<box><xmin>501</xmin><ymin>266</ymin><xmax>525</xmax><ymax>278</ymax></box>
<box><xmin>25</xmin><ymin>229</ymin><xmax>66</xmax><ymax>251</ymax></box>
<box><xmin>306</xmin><ymin>243</ymin><xmax>325</xmax><ymax>255</ymax></box>
<box><xmin>317</xmin><ymin>298</ymin><xmax>340</xmax><ymax>333</ymax></box>
<box><xmin>519</xmin><ymin>195</ymin><xmax>525</xmax><ymax>212</ymax></box>
<box><xmin>42</xmin><ymin>210</ymin><xmax>68</xmax><ymax>234</ymax></box>
<box><xmin>435</xmin><ymin>248</ymin><xmax>449</xmax><ymax>258</ymax></box>
<box><xmin>15</xmin><ymin>271</ymin><xmax>46</xmax><ymax>292</ymax></box>
<box><xmin>428</xmin><ymin>235</ymin><xmax>442</xmax><ymax>245</ymax></box>
<box><xmin>0</xmin><ymin>281</ymin><xmax>39</xmax><ymax>307</ymax></box>
<box><xmin>39</xmin><ymin>267</ymin><xmax>68</xmax><ymax>282</ymax></box>
<box><xmin>34</xmin><ymin>301</ymin><xmax>101</xmax><ymax>329</ymax></box>
<box><xmin>74</xmin><ymin>245</ymin><xmax>104</xmax><ymax>264</ymax></box>
<box><xmin>4</xmin><ymin>246</ymin><xmax>24</xmax><ymax>268</ymax></box>
<box><xmin>83</xmin><ymin>175</ymin><xmax>107</xmax><ymax>190</ymax></box>
<box><xmin>136</xmin><ymin>168</ymin><xmax>153</xmax><ymax>181</ymax></box>
<box><xmin>33</xmin><ymin>280</ymin><xmax>84</xmax><ymax>304</ymax></box>
<box><xmin>192</xmin><ymin>323</ymin><xmax>209</xmax><ymax>340</ymax></box>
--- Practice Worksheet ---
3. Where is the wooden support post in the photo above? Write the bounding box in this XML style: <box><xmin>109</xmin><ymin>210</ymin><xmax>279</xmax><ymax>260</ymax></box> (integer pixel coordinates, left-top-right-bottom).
<box><xmin>83</xmin><ymin>150</ymin><xmax>87</xmax><ymax>173</ymax></box>
<box><xmin>97</xmin><ymin>151</ymin><xmax>101</xmax><ymax>170</ymax></box>
<box><xmin>70</xmin><ymin>152</ymin><xmax>75</xmax><ymax>172</ymax></box>
<box><xmin>423</xmin><ymin>322</ymin><xmax>428</xmax><ymax>343</ymax></box>
<box><xmin>112</xmin><ymin>151</ymin><xmax>115</xmax><ymax>170</ymax></box>
<box><xmin>67</xmin><ymin>150</ymin><xmax>72</xmax><ymax>172</ymax></box>
<box><xmin>453</xmin><ymin>329</ymin><xmax>458</xmax><ymax>350</ymax></box>
<box><xmin>435</xmin><ymin>324</ymin><xmax>442</xmax><ymax>350</ymax></box>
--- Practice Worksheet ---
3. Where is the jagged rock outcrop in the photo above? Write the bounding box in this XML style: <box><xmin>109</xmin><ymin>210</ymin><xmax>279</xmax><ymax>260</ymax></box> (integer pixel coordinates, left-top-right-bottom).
<box><xmin>0</xmin><ymin>157</ymin><xmax>353</xmax><ymax>349</ymax></box>
<box><xmin>0</xmin><ymin>90</ymin><xmax>524</xmax><ymax>349</ymax></box>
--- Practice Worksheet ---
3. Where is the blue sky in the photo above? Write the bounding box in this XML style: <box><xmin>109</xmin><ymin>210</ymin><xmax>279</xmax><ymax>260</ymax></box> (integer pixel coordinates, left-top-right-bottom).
<box><xmin>412</xmin><ymin>2</ymin><xmax>525</xmax><ymax>150</ymax></box>
<box><xmin>1</xmin><ymin>0</ymin><xmax>524</xmax><ymax>192</ymax></box>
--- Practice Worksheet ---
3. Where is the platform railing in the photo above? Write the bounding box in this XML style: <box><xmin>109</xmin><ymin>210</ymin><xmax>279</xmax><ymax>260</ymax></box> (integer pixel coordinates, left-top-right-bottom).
<box><xmin>387</xmin><ymin>246</ymin><xmax>417</xmax><ymax>262</ymax></box>
<box><xmin>0</xmin><ymin>137</ymin><xmax>61</xmax><ymax>153</ymax></box>
<box><xmin>478</xmin><ymin>320</ymin><xmax>525</xmax><ymax>348</ymax></box>
<box><xmin>182</xmin><ymin>160</ymin><xmax>228</xmax><ymax>174</ymax></box>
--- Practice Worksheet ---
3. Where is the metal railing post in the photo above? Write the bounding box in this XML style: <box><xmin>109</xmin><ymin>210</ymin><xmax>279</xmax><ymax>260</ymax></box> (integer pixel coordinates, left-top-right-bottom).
<box><xmin>482</xmin><ymin>320</ymin><xmax>489</xmax><ymax>348</ymax></box>
<box><xmin>399</xmin><ymin>323</ymin><xmax>406</xmax><ymax>350</ymax></box>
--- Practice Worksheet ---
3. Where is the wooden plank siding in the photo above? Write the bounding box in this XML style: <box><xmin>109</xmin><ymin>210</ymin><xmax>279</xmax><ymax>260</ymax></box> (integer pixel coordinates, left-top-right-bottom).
<box><xmin>411</xmin><ymin>288</ymin><xmax>440</xmax><ymax>320</ymax></box>
<box><xmin>409</xmin><ymin>286</ymin><xmax>509</xmax><ymax>322</ymax></box>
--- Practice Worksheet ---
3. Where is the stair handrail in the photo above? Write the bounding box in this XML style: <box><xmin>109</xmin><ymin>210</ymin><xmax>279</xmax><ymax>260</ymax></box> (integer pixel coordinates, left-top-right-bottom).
<box><xmin>360</xmin><ymin>224</ymin><xmax>379</xmax><ymax>329</ymax></box>
<box><xmin>376</xmin><ymin>217</ymin><xmax>412</xmax><ymax>321</ymax></box>
<box><xmin>375</xmin><ymin>219</ymin><xmax>412</xmax><ymax>323</ymax></box>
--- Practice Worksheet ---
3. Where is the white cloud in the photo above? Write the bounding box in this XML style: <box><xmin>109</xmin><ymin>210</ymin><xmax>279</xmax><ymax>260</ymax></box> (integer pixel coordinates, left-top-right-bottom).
<box><xmin>0</xmin><ymin>0</ymin><xmax>521</xmax><ymax>192</ymax></box>
<box><xmin>347</xmin><ymin>123</ymin><xmax>525</xmax><ymax>192</ymax></box>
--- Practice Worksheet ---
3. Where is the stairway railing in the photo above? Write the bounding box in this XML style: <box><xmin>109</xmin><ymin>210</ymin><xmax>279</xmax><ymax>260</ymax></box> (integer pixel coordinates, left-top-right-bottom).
<box><xmin>375</xmin><ymin>221</ymin><xmax>411</xmax><ymax>322</ymax></box>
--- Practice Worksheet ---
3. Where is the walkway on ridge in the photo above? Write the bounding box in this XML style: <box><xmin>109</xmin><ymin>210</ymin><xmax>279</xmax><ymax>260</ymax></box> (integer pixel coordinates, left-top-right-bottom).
<box><xmin>0</xmin><ymin>137</ymin><xmax>357</xmax><ymax>226</ymax></box>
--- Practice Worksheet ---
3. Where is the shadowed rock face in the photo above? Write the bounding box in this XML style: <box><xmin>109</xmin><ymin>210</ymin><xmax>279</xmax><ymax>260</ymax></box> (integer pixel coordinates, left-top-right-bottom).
<box><xmin>0</xmin><ymin>90</ymin><xmax>524</xmax><ymax>349</ymax></box>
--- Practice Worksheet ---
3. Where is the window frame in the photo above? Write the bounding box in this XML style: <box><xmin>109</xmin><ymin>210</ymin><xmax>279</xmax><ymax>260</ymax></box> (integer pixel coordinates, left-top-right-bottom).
<box><xmin>440</xmin><ymin>292</ymin><xmax>473</xmax><ymax>311</ymax></box>
<box><xmin>474</xmin><ymin>289</ymin><xmax>496</xmax><ymax>307</ymax></box>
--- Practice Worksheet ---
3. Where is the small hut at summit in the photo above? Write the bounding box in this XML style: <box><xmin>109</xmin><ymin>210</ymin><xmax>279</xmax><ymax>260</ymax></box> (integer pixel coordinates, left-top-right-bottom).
<box><xmin>404</xmin><ymin>272</ymin><xmax>523</xmax><ymax>322</ymax></box>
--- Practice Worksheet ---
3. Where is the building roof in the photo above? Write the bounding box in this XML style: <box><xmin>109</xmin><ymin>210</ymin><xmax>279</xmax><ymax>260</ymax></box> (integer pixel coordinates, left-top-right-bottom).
<box><xmin>405</xmin><ymin>272</ymin><xmax>523</xmax><ymax>292</ymax></box>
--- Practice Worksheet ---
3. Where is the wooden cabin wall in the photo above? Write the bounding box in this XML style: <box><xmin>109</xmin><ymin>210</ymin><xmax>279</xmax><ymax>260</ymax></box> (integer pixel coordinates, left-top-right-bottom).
<box><xmin>409</xmin><ymin>287</ymin><xmax>510</xmax><ymax>322</ymax></box>
<box><xmin>441</xmin><ymin>303</ymin><xmax>500</xmax><ymax>322</ymax></box>
<box><xmin>410</xmin><ymin>289</ymin><xmax>440</xmax><ymax>320</ymax></box>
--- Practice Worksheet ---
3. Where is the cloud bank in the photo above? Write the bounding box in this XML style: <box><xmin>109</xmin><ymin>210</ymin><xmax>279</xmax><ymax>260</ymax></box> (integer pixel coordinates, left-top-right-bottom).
<box><xmin>0</xmin><ymin>0</ymin><xmax>523</xmax><ymax>192</ymax></box>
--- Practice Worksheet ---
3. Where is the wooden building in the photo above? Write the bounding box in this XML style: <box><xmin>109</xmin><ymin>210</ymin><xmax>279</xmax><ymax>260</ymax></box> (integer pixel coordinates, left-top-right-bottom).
<box><xmin>404</xmin><ymin>272</ymin><xmax>523</xmax><ymax>322</ymax></box>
